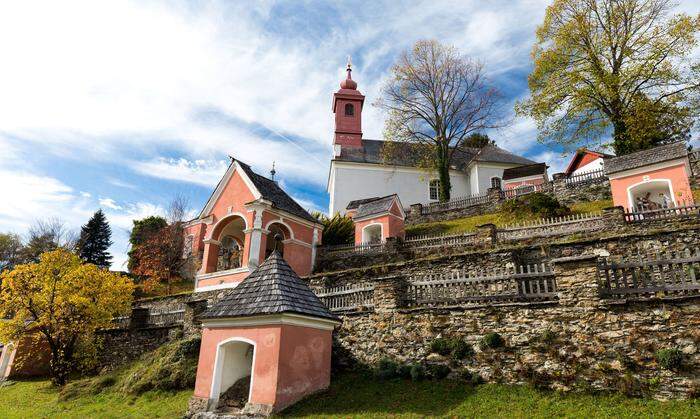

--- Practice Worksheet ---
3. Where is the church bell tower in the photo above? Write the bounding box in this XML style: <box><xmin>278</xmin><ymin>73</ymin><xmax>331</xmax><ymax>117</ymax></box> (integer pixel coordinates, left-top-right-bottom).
<box><xmin>332</xmin><ymin>58</ymin><xmax>364</xmax><ymax>154</ymax></box>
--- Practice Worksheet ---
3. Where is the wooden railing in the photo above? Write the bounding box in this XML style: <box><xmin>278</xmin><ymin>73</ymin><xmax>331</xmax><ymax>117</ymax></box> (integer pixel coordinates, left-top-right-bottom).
<box><xmin>598</xmin><ymin>249</ymin><xmax>700</xmax><ymax>299</ymax></box>
<box><xmin>624</xmin><ymin>202</ymin><xmax>700</xmax><ymax>222</ymax></box>
<box><xmin>406</xmin><ymin>263</ymin><xmax>556</xmax><ymax>307</ymax></box>
<box><xmin>404</xmin><ymin>231</ymin><xmax>479</xmax><ymax>249</ymax></box>
<box><xmin>316</xmin><ymin>284</ymin><xmax>375</xmax><ymax>312</ymax></box>
<box><xmin>421</xmin><ymin>192</ymin><xmax>489</xmax><ymax>215</ymax></box>
<box><xmin>147</xmin><ymin>309</ymin><xmax>185</xmax><ymax>326</ymax></box>
<box><xmin>497</xmin><ymin>212</ymin><xmax>604</xmax><ymax>241</ymax></box>
<box><xmin>319</xmin><ymin>241</ymin><xmax>387</xmax><ymax>257</ymax></box>
<box><xmin>502</xmin><ymin>183</ymin><xmax>552</xmax><ymax>200</ymax></box>
<box><xmin>564</xmin><ymin>169</ymin><xmax>607</xmax><ymax>186</ymax></box>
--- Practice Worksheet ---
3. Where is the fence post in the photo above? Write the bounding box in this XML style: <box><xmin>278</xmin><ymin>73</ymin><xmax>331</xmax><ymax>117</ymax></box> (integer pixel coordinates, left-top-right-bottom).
<box><xmin>476</xmin><ymin>223</ymin><xmax>497</xmax><ymax>248</ymax></box>
<box><xmin>601</xmin><ymin>206</ymin><xmax>626</xmax><ymax>227</ymax></box>
<box><xmin>551</xmin><ymin>255</ymin><xmax>600</xmax><ymax>307</ymax></box>
<box><xmin>129</xmin><ymin>307</ymin><xmax>149</xmax><ymax>330</ymax></box>
<box><xmin>184</xmin><ymin>299</ymin><xmax>209</xmax><ymax>336</ymax></box>
<box><xmin>374</xmin><ymin>275</ymin><xmax>407</xmax><ymax>312</ymax></box>
<box><xmin>487</xmin><ymin>187</ymin><xmax>503</xmax><ymax>204</ymax></box>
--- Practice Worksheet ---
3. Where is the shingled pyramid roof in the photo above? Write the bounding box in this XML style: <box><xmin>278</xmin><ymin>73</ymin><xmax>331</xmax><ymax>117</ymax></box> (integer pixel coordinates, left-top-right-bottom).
<box><xmin>201</xmin><ymin>252</ymin><xmax>339</xmax><ymax>322</ymax></box>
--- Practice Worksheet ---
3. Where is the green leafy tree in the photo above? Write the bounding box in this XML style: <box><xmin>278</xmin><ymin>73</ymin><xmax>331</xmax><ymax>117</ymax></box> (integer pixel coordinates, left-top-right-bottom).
<box><xmin>517</xmin><ymin>0</ymin><xmax>700</xmax><ymax>155</ymax></box>
<box><xmin>464</xmin><ymin>133</ymin><xmax>495</xmax><ymax>148</ymax></box>
<box><xmin>0</xmin><ymin>249</ymin><xmax>133</xmax><ymax>385</ymax></box>
<box><xmin>0</xmin><ymin>233</ymin><xmax>23</xmax><ymax>272</ymax></box>
<box><xmin>77</xmin><ymin>209</ymin><xmax>113</xmax><ymax>269</ymax></box>
<box><xmin>376</xmin><ymin>40</ymin><xmax>506</xmax><ymax>201</ymax></box>
<box><xmin>312</xmin><ymin>212</ymin><xmax>354</xmax><ymax>246</ymax></box>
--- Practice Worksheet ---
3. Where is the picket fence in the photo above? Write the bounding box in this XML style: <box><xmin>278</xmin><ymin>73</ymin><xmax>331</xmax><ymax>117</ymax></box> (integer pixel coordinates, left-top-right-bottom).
<box><xmin>316</xmin><ymin>284</ymin><xmax>375</xmax><ymax>312</ymax></box>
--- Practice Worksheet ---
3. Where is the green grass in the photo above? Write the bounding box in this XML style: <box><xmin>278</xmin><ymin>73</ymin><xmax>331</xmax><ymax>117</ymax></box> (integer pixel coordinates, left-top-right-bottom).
<box><xmin>283</xmin><ymin>372</ymin><xmax>699</xmax><ymax>418</ymax></box>
<box><xmin>0</xmin><ymin>379</ymin><xmax>191</xmax><ymax>419</ymax></box>
<box><xmin>406</xmin><ymin>198</ymin><xmax>613</xmax><ymax>236</ymax></box>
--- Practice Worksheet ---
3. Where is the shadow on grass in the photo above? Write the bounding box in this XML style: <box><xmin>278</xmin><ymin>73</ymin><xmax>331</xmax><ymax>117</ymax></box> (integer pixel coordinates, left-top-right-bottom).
<box><xmin>281</xmin><ymin>372</ymin><xmax>476</xmax><ymax>417</ymax></box>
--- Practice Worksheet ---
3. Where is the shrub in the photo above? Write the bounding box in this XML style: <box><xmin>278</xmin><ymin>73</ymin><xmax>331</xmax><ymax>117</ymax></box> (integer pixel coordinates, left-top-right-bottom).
<box><xmin>616</xmin><ymin>373</ymin><xmax>647</xmax><ymax>398</ymax></box>
<box><xmin>480</xmin><ymin>332</ymin><xmax>505</xmax><ymax>349</ymax></box>
<box><xmin>397</xmin><ymin>364</ymin><xmax>413</xmax><ymax>380</ymax></box>
<box><xmin>460</xmin><ymin>369</ymin><xmax>484</xmax><ymax>385</ymax></box>
<box><xmin>374</xmin><ymin>358</ymin><xmax>399</xmax><ymax>380</ymax></box>
<box><xmin>311</xmin><ymin>212</ymin><xmax>354</xmax><ymax>245</ymax></box>
<box><xmin>410</xmin><ymin>364</ymin><xmax>426</xmax><ymax>381</ymax></box>
<box><xmin>501</xmin><ymin>193</ymin><xmax>571</xmax><ymax>219</ymax></box>
<box><xmin>655</xmin><ymin>348</ymin><xmax>684</xmax><ymax>370</ymax></box>
<box><xmin>449</xmin><ymin>339</ymin><xmax>474</xmax><ymax>360</ymax></box>
<box><xmin>430</xmin><ymin>338</ymin><xmax>452</xmax><ymax>356</ymax></box>
<box><xmin>427</xmin><ymin>364</ymin><xmax>451</xmax><ymax>380</ymax></box>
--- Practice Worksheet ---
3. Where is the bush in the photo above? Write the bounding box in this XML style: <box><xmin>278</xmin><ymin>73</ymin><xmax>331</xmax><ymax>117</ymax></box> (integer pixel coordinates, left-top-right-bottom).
<box><xmin>430</xmin><ymin>338</ymin><xmax>452</xmax><ymax>356</ymax></box>
<box><xmin>501</xmin><ymin>193</ymin><xmax>571</xmax><ymax>219</ymax></box>
<box><xmin>480</xmin><ymin>332</ymin><xmax>505</xmax><ymax>349</ymax></box>
<box><xmin>449</xmin><ymin>339</ymin><xmax>474</xmax><ymax>360</ymax></box>
<box><xmin>460</xmin><ymin>369</ymin><xmax>484</xmax><ymax>385</ymax></box>
<box><xmin>410</xmin><ymin>364</ymin><xmax>426</xmax><ymax>381</ymax></box>
<box><xmin>374</xmin><ymin>358</ymin><xmax>400</xmax><ymax>380</ymax></box>
<box><xmin>397</xmin><ymin>364</ymin><xmax>413</xmax><ymax>380</ymax></box>
<box><xmin>655</xmin><ymin>348</ymin><xmax>684</xmax><ymax>370</ymax></box>
<box><xmin>427</xmin><ymin>364</ymin><xmax>451</xmax><ymax>380</ymax></box>
<box><xmin>312</xmin><ymin>212</ymin><xmax>354</xmax><ymax>245</ymax></box>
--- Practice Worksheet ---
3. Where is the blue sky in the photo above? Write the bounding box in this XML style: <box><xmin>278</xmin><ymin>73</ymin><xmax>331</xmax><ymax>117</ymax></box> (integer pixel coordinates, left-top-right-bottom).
<box><xmin>1</xmin><ymin>0</ymin><xmax>698</xmax><ymax>270</ymax></box>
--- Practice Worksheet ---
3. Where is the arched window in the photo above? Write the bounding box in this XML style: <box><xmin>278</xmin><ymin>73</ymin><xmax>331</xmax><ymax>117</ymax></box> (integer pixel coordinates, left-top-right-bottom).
<box><xmin>265</xmin><ymin>223</ymin><xmax>290</xmax><ymax>259</ymax></box>
<box><xmin>217</xmin><ymin>235</ymin><xmax>242</xmax><ymax>271</ymax></box>
<box><xmin>429</xmin><ymin>179</ymin><xmax>440</xmax><ymax>201</ymax></box>
<box><xmin>490</xmin><ymin>177</ymin><xmax>502</xmax><ymax>190</ymax></box>
<box><xmin>344</xmin><ymin>103</ymin><xmax>354</xmax><ymax>116</ymax></box>
<box><xmin>361</xmin><ymin>224</ymin><xmax>383</xmax><ymax>244</ymax></box>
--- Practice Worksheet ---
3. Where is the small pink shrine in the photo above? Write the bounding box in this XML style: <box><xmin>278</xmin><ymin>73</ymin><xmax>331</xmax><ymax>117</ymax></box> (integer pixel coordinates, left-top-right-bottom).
<box><xmin>604</xmin><ymin>142</ymin><xmax>694</xmax><ymax>211</ymax></box>
<box><xmin>188</xmin><ymin>250</ymin><xmax>340</xmax><ymax>416</ymax></box>
<box><xmin>183</xmin><ymin>159</ymin><xmax>323</xmax><ymax>292</ymax></box>
<box><xmin>346</xmin><ymin>195</ymin><xmax>405</xmax><ymax>245</ymax></box>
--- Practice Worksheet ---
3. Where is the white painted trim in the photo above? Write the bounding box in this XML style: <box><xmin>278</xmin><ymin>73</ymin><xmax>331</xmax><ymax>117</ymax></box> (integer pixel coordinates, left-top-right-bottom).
<box><xmin>209</xmin><ymin>337</ymin><xmax>257</xmax><ymax>408</ymax></box>
<box><xmin>626</xmin><ymin>178</ymin><xmax>676</xmax><ymax>210</ymax></box>
<box><xmin>201</xmin><ymin>161</ymin><xmax>262</xmax><ymax>218</ymax></box>
<box><xmin>361</xmin><ymin>223</ymin><xmax>383</xmax><ymax>243</ymax></box>
<box><xmin>281</xmin><ymin>238</ymin><xmax>313</xmax><ymax>249</ymax></box>
<box><xmin>353</xmin><ymin>211</ymin><xmax>404</xmax><ymax>223</ymax></box>
<box><xmin>607</xmin><ymin>158</ymin><xmax>689</xmax><ymax>180</ymax></box>
<box><xmin>195</xmin><ymin>282</ymin><xmax>243</xmax><ymax>293</ymax></box>
<box><xmin>196</xmin><ymin>267</ymin><xmax>250</xmax><ymax>281</ymax></box>
<box><xmin>264</xmin><ymin>219</ymin><xmax>295</xmax><ymax>240</ymax></box>
<box><xmin>203</xmin><ymin>239</ymin><xmax>221</xmax><ymax>245</ymax></box>
<box><xmin>207</xmin><ymin>213</ymin><xmax>249</xmax><ymax>240</ymax></box>
<box><xmin>202</xmin><ymin>313</ymin><xmax>340</xmax><ymax>330</ymax></box>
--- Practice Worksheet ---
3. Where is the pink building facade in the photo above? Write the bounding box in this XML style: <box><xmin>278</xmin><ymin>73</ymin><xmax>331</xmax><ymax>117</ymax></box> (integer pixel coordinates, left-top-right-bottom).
<box><xmin>188</xmin><ymin>252</ymin><xmax>339</xmax><ymax>416</ymax></box>
<box><xmin>348</xmin><ymin>195</ymin><xmax>405</xmax><ymax>245</ymax></box>
<box><xmin>604</xmin><ymin>143</ymin><xmax>694</xmax><ymax>212</ymax></box>
<box><xmin>184</xmin><ymin>159</ymin><xmax>323</xmax><ymax>292</ymax></box>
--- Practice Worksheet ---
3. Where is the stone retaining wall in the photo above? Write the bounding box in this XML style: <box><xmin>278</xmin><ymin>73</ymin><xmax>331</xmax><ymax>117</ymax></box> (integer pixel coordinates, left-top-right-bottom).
<box><xmin>328</xmin><ymin>256</ymin><xmax>699</xmax><ymax>399</ymax></box>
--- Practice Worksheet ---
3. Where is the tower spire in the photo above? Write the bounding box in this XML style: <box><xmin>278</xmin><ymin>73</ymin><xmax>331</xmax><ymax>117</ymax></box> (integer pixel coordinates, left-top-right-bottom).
<box><xmin>270</xmin><ymin>161</ymin><xmax>276</xmax><ymax>181</ymax></box>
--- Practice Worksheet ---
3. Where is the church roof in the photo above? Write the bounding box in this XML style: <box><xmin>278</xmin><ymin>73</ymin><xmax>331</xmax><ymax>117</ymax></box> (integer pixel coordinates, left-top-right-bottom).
<box><xmin>201</xmin><ymin>251</ymin><xmax>339</xmax><ymax>322</ymax></box>
<box><xmin>346</xmin><ymin>197</ymin><xmax>381</xmax><ymax>210</ymax></box>
<box><xmin>334</xmin><ymin>139</ymin><xmax>534</xmax><ymax>169</ymax></box>
<box><xmin>604</xmin><ymin>142</ymin><xmax>688</xmax><ymax>175</ymax></box>
<box><xmin>502</xmin><ymin>163</ymin><xmax>548</xmax><ymax>181</ymax></box>
<box><xmin>235</xmin><ymin>160</ymin><xmax>318</xmax><ymax>223</ymax></box>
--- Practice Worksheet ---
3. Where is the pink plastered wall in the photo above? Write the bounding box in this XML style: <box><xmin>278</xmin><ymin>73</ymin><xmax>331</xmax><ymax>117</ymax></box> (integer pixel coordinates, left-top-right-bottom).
<box><xmin>609</xmin><ymin>162</ymin><xmax>693</xmax><ymax>211</ymax></box>
<box><xmin>193</xmin><ymin>323</ymin><xmax>332</xmax><ymax>412</ymax></box>
<box><xmin>503</xmin><ymin>176</ymin><xmax>545</xmax><ymax>191</ymax></box>
<box><xmin>353</xmin><ymin>201</ymin><xmax>405</xmax><ymax>244</ymax></box>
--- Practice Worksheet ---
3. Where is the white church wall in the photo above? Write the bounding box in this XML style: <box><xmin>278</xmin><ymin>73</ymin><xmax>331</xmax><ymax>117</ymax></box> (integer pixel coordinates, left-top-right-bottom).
<box><xmin>472</xmin><ymin>163</ymin><xmax>521</xmax><ymax>195</ymax></box>
<box><xmin>329</xmin><ymin>162</ymin><xmax>470</xmax><ymax>214</ymax></box>
<box><xmin>572</xmin><ymin>157</ymin><xmax>604</xmax><ymax>175</ymax></box>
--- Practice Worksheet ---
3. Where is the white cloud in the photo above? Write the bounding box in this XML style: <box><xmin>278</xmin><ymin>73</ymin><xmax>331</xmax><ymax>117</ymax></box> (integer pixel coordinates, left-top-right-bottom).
<box><xmin>131</xmin><ymin>158</ymin><xmax>229</xmax><ymax>187</ymax></box>
<box><xmin>99</xmin><ymin>198</ymin><xmax>123</xmax><ymax>211</ymax></box>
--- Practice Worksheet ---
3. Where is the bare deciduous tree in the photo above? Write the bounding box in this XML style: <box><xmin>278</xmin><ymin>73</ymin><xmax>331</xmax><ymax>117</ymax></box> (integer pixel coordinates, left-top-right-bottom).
<box><xmin>375</xmin><ymin>40</ymin><xmax>507</xmax><ymax>201</ymax></box>
<box><xmin>21</xmin><ymin>218</ymin><xmax>77</xmax><ymax>262</ymax></box>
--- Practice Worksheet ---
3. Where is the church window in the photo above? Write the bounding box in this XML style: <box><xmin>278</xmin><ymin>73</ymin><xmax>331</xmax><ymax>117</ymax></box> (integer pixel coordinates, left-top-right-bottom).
<box><xmin>491</xmin><ymin>177</ymin><xmax>502</xmax><ymax>189</ymax></box>
<box><xmin>429</xmin><ymin>179</ymin><xmax>440</xmax><ymax>200</ymax></box>
<box><xmin>344</xmin><ymin>103</ymin><xmax>354</xmax><ymax>116</ymax></box>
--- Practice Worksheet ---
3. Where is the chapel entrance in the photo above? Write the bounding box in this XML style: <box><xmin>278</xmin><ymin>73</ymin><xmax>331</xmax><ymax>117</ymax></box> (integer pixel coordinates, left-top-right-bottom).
<box><xmin>628</xmin><ymin>180</ymin><xmax>674</xmax><ymax>211</ymax></box>
<box><xmin>211</xmin><ymin>339</ymin><xmax>254</xmax><ymax>413</ymax></box>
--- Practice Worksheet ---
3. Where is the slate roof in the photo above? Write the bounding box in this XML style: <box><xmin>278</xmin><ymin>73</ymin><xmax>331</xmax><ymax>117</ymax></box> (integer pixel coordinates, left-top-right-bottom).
<box><xmin>354</xmin><ymin>194</ymin><xmax>400</xmax><ymax>219</ymax></box>
<box><xmin>346</xmin><ymin>197</ymin><xmax>381</xmax><ymax>210</ymax></box>
<box><xmin>604</xmin><ymin>143</ymin><xmax>688</xmax><ymax>175</ymax></box>
<box><xmin>502</xmin><ymin>163</ymin><xmax>548</xmax><ymax>181</ymax></box>
<box><xmin>235</xmin><ymin>160</ymin><xmax>318</xmax><ymax>223</ymax></box>
<box><xmin>335</xmin><ymin>139</ymin><xmax>535</xmax><ymax>169</ymax></box>
<box><xmin>200</xmin><ymin>251</ymin><xmax>340</xmax><ymax>322</ymax></box>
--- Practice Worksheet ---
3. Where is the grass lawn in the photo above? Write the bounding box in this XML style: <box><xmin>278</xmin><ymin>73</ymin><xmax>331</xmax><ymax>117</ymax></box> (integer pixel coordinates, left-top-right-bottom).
<box><xmin>406</xmin><ymin>199</ymin><xmax>613</xmax><ymax>236</ymax></box>
<box><xmin>284</xmin><ymin>372</ymin><xmax>699</xmax><ymax>418</ymax></box>
<box><xmin>0</xmin><ymin>379</ymin><xmax>191</xmax><ymax>419</ymax></box>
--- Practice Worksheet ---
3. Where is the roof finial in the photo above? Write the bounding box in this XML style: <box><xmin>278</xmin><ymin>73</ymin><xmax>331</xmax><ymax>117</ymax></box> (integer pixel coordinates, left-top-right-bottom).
<box><xmin>347</xmin><ymin>55</ymin><xmax>352</xmax><ymax>70</ymax></box>
<box><xmin>340</xmin><ymin>56</ymin><xmax>357</xmax><ymax>90</ymax></box>
<box><xmin>270</xmin><ymin>161</ymin><xmax>276</xmax><ymax>181</ymax></box>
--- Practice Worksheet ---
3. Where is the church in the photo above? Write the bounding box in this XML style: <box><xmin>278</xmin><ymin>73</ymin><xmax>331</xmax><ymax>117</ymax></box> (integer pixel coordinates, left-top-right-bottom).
<box><xmin>327</xmin><ymin>63</ymin><xmax>538</xmax><ymax>215</ymax></box>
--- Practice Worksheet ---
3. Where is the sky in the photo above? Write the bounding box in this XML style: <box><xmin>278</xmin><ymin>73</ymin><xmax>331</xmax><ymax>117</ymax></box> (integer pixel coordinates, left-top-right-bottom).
<box><xmin>1</xmin><ymin>0</ymin><xmax>698</xmax><ymax>271</ymax></box>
